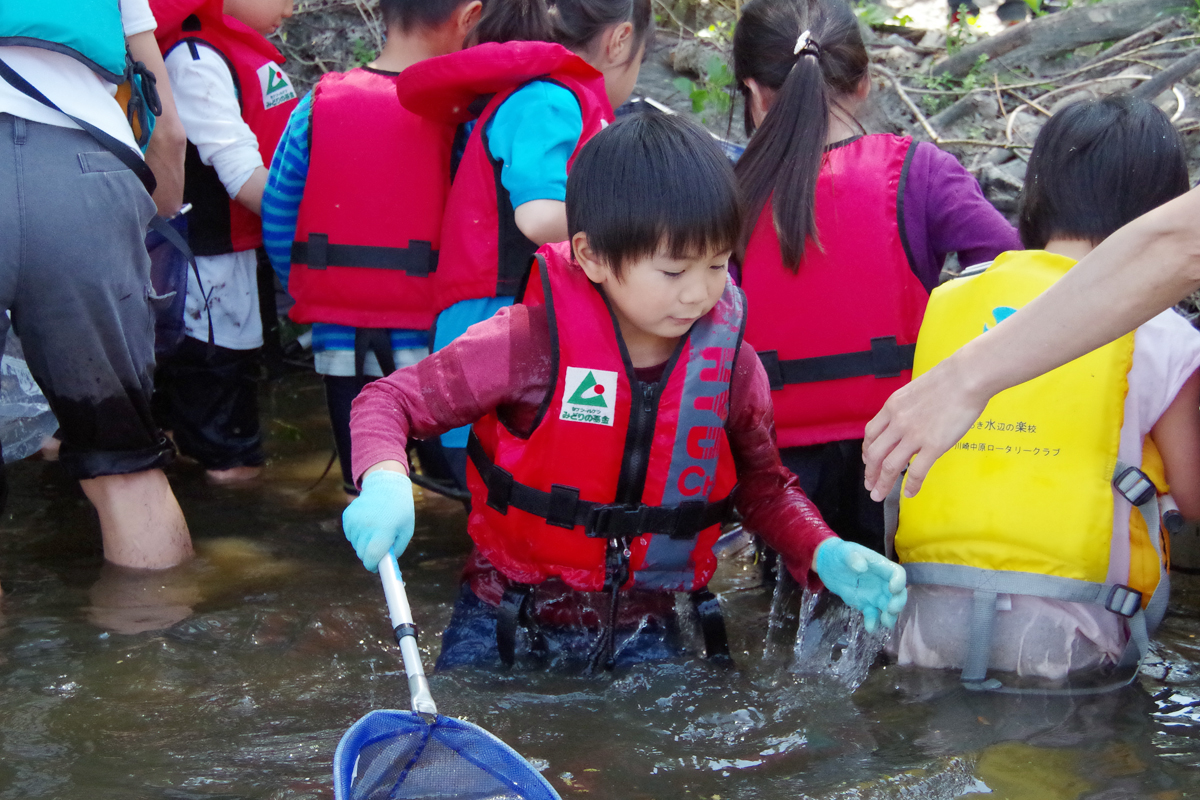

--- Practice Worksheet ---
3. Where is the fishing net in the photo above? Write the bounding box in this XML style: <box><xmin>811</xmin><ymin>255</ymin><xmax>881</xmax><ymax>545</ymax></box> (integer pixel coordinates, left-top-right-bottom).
<box><xmin>334</xmin><ymin>710</ymin><xmax>560</xmax><ymax>800</ymax></box>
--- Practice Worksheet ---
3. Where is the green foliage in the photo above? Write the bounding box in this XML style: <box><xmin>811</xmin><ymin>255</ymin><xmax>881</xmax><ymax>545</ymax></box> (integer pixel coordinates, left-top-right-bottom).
<box><xmin>946</xmin><ymin>10</ymin><xmax>984</xmax><ymax>54</ymax></box>
<box><xmin>351</xmin><ymin>38</ymin><xmax>377</xmax><ymax>67</ymax></box>
<box><xmin>913</xmin><ymin>54</ymin><xmax>989</xmax><ymax>115</ymax></box>
<box><xmin>853</xmin><ymin>1</ymin><xmax>918</xmax><ymax>28</ymax></box>
<box><xmin>673</xmin><ymin>54</ymin><xmax>735</xmax><ymax>120</ymax></box>
<box><xmin>695</xmin><ymin>20</ymin><xmax>734</xmax><ymax>48</ymax></box>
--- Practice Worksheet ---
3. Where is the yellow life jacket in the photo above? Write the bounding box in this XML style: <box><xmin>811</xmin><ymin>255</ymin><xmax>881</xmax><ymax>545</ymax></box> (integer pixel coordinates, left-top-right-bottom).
<box><xmin>895</xmin><ymin>250</ymin><xmax>1168</xmax><ymax>690</ymax></box>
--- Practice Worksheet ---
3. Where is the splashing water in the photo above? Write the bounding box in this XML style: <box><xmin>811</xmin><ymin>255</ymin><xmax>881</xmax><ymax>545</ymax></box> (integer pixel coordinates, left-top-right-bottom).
<box><xmin>791</xmin><ymin>587</ymin><xmax>892</xmax><ymax>691</ymax></box>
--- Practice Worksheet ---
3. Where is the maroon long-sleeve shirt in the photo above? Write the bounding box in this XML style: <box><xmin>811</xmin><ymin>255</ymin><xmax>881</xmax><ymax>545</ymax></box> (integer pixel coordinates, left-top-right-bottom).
<box><xmin>350</xmin><ymin>301</ymin><xmax>837</xmax><ymax>585</ymax></box>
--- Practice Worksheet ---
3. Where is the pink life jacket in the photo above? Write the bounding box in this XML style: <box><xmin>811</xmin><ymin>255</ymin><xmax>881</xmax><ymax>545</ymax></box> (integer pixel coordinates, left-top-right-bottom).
<box><xmin>397</xmin><ymin>41</ymin><xmax>614</xmax><ymax>311</ymax></box>
<box><xmin>466</xmin><ymin>241</ymin><xmax>743</xmax><ymax>593</ymax></box>
<box><xmin>287</xmin><ymin>68</ymin><xmax>454</xmax><ymax>329</ymax></box>
<box><xmin>154</xmin><ymin>0</ymin><xmax>297</xmax><ymax>255</ymax></box>
<box><xmin>740</xmin><ymin>134</ymin><xmax>930</xmax><ymax>448</ymax></box>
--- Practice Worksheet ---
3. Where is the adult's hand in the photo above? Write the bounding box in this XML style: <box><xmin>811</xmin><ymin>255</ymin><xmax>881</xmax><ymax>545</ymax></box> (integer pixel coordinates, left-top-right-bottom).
<box><xmin>862</xmin><ymin>351</ymin><xmax>989</xmax><ymax>501</ymax></box>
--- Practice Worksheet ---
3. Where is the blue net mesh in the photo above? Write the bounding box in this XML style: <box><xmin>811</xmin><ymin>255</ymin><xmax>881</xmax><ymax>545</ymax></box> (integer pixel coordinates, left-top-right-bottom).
<box><xmin>334</xmin><ymin>710</ymin><xmax>561</xmax><ymax>800</ymax></box>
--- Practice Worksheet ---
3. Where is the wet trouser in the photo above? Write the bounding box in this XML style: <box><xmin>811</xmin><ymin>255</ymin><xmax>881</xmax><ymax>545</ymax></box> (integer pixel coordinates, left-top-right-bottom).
<box><xmin>154</xmin><ymin>337</ymin><xmax>264</xmax><ymax>470</ymax></box>
<box><xmin>437</xmin><ymin>582</ymin><xmax>688</xmax><ymax>671</ymax></box>
<box><xmin>0</xmin><ymin>114</ymin><xmax>174</xmax><ymax>489</ymax></box>
<box><xmin>323</xmin><ymin>374</ymin><xmax>461</xmax><ymax>493</ymax></box>
<box><xmin>779</xmin><ymin>439</ymin><xmax>885</xmax><ymax>555</ymax></box>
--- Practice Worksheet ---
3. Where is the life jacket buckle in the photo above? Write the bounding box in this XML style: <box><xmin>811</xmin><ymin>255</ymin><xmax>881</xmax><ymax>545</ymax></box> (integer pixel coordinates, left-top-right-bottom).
<box><xmin>1105</xmin><ymin>584</ymin><xmax>1142</xmax><ymax>617</ymax></box>
<box><xmin>1113</xmin><ymin>465</ymin><xmax>1156</xmax><ymax>507</ymax></box>
<box><xmin>585</xmin><ymin>503</ymin><xmax>647</xmax><ymax>538</ymax></box>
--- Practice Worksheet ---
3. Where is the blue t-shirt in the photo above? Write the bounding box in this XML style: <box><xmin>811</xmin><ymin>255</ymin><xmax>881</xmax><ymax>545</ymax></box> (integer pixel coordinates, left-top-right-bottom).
<box><xmin>485</xmin><ymin>80</ymin><xmax>584</xmax><ymax>205</ymax></box>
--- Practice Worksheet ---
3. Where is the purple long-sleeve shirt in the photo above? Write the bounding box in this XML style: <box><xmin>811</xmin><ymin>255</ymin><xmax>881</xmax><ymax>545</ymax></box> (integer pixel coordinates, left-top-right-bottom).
<box><xmin>902</xmin><ymin>141</ymin><xmax>1021</xmax><ymax>289</ymax></box>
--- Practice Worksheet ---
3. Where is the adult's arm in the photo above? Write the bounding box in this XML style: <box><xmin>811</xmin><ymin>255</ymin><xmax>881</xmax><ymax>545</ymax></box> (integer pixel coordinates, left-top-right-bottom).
<box><xmin>863</xmin><ymin>185</ymin><xmax>1200</xmax><ymax>501</ymax></box>
<box><xmin>127</xmin><ymin>30</ymin><xmax>186</xmax><ymax>216</ymax></box>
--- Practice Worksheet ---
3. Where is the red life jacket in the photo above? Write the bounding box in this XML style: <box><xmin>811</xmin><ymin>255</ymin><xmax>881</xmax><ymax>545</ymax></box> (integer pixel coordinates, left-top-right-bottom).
<box><xmin>286</xmin><ymin>68</ymin><xmax>454</xmax><ymax>329</ymax></box>
<box><xmin>740</xmin><ymin>134</ymin><xmax>930</xmax><ymax>448</ymax></box>
<box><xmin>466</xmin><ymin>242</ymin><xmax>743</xmax><ymax>593</ymax></box>
<box><xmin>154</xmin><ymin>0</ymin><xmax>297</xmax><ymax>255</ymax></box>
<box><xmin>397</xmin><ymin>41</ymin><xmax>614</xmax><ymax>311</ymax></box>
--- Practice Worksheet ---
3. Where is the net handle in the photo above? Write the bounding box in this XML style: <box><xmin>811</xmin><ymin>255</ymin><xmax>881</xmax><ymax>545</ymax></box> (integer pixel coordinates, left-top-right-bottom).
<box><xmin>379</xmin><ymin>552</ymin><xmax>438</xmax><ymax>717</ymax></box>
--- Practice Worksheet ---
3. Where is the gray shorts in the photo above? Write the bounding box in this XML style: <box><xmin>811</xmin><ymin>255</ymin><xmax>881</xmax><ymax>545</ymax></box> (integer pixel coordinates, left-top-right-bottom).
<box><xmin>0</xmin><ymin>114</ymin><xmax>173</xmax><ymax>479</ymax></box>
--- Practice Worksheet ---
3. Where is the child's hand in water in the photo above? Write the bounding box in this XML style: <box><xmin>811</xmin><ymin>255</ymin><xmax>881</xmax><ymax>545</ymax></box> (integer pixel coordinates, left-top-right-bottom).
<box><xmin>812</xmin><ymin>539</ymin><xmax>908</xmax><ymax>633</ymax></box>
<box><xmin>342</xmin><ymin>470</ymin><xmax>415</xmax><ymax>572</ymax></box>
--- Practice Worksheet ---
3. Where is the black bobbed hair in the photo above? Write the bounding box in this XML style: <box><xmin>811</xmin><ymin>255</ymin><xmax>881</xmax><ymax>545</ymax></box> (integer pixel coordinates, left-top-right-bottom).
<box><xmin>566</xmin><ymin>112</ymin><xmax>742</xmax><ymax>277</ymax></box>
<box><xmin>1019</xmin><ymin>95</ymin><xmax>1190</xmax><ymax>250</ymax></box>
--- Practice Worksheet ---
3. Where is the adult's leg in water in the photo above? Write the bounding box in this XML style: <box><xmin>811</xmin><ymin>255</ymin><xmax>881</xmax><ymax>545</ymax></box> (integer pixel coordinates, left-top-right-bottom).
<box><xmin>81</xmin><ymin>469</ymin><xmax>192</xmax><ymax>568</ymax></box>
<box><xmin>7</xmin><ymin>119</ymin><xmax>193</xmax><ymax>569</ymax></box>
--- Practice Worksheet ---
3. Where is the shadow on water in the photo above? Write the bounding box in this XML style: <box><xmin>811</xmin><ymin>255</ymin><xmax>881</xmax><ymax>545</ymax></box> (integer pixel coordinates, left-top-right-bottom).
<box><xmin>2</xmin><ymin>371</ymin><xmax>1200</xmax><ymax>799</ymax></box>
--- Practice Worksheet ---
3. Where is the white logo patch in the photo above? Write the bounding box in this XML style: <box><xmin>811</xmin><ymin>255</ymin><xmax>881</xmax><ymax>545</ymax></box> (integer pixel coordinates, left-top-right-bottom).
<box><xmin>560</xmin><ymin>367</ymin><xmax>618</xmax><ymax>426</ymax></box>
<box><xmin>257</xmin><ymin>62</ymin><xmax>297</xmax><ymax>110</ymax></box>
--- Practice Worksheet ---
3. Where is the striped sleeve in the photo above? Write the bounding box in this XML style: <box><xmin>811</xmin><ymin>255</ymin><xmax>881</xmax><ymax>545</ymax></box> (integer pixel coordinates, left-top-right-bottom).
<box><xmin>262</xmin><ymin>90</ymin><xmax>314</xmax><ymax>290</ymax></box>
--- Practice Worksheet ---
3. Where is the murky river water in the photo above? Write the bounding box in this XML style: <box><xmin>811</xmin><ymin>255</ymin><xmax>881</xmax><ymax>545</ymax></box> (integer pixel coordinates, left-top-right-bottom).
<box><xmin>2</xmin><ymin>371</ymin><xmax>1200</xmax><ymax>799</ymax></box>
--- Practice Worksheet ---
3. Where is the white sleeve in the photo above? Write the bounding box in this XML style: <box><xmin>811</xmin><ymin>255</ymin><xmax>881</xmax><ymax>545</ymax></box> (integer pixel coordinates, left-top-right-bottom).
<box><xmin>121</xmin><ymin>0</ymin><xmax>158</xmax><ymax>37</ymax></box>
<box><xmin>165</xmin><ymin>43</ymin><xmax>264</xmax><ymax>199</ymax></box>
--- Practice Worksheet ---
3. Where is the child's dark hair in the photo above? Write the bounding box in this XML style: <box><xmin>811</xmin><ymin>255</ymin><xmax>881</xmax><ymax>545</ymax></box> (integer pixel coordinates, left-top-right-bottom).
<box><xmin>470</xmin><ymin>0</ymin><xmax>553</xmax><ymax>45</ymax></box>
<box><xmin>549</xmin><ymin>0</ymin><xmax>654</xmax><ymax>59</ymax></box>
<box><xmin>379</xmin><ymin>0</ymin><xmax>474</xmax><ymax>31</ymax></box>
<box><xmin>732</xmin><ymin>0</ymin><xmax>868</xmax><ymax>269</ymax></box>
<box><xmin>1018</xmin><ymin>95</ymin><xmax>1189</xmax><ymax>250</ymax></box>
<box><xmin>567</xmin><ymin>113</ymin><xmax>742</xmax><ymax>277</ymax></box>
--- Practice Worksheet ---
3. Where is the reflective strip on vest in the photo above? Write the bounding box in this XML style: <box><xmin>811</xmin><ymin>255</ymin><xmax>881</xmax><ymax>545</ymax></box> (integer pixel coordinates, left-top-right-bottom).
<box><xmin>0</xmin><ymin>0</ymin><xmax>127</xmax><ymax>83</ymax></box>
<box><xmin>640</xmin><ymin>288</ymin><xmax>745</xmax><ymax>589</ymax></box>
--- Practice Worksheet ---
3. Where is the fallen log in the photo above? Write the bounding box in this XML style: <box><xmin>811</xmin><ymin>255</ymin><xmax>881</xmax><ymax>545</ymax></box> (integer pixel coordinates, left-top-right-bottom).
<box><xmin>1131</xmin><ymin>47</ymin><xmax>1200</xmax><ymax>98</ymax></box>
<box><xmin>933</xmin><ymin>0</ymin><xmax>1188</xmax><ymax>78</ymax></box>
<box><xmin>1077</xmin><ymin>16</ymin><xmax>1183</xmax><ymax>71</ymax></box>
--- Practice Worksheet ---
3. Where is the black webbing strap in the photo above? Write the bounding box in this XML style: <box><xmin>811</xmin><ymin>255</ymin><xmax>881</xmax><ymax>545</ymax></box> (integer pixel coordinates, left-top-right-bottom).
<box><xmin>353</xmin><ymin>328</ymin><xmax>397</xmax><ymax>379</ymax></box>
<box><xmin>291</xmin><ymin>235</ymin><xmax>438</xmax><ymax>277</ymax></box>
<box><xmin>0</xmin><ymin>55</ymin><xmax>156</xmax><ymax>194</ymax></box>
<box><xmin>690</xmin><ymin>588</ymin><xmax>731</xmax><ymax>660</ymax></box>
<box><xmin>758</xmin><ymin>336</ymin><xmax>916</xmax><ymax>390</ymax></box>
<box><xmin>467</xmin><ymin>432</ymin><xmax>734</xmax><ymax>539</ymax></box>
<box><xmin>496</xmin><ymin>583</ymin><xmax>545</xmax><ymax>668</ymax></box>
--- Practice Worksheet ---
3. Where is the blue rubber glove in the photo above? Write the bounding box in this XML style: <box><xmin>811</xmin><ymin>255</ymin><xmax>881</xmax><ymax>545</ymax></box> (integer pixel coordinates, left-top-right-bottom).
<box><xmin>813</xmin><ymin>538</ymin><xmax>908</xmax><ymax>633</ymax></box>
<box><xmin>342</xmin><ymin>470</ymin><xmax>415</xmax><ymax>572</ymax></box>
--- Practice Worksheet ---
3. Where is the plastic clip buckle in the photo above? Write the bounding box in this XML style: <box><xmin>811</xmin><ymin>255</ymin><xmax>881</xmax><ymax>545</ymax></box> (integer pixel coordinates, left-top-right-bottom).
<box><xmin>1105</xmin><ymin>584</ymin><xmax>1142</xmax><ymax>617</ymax></box>
<box><xmin>585</xmin><ymin>504</ymin><xmax>646</xmax><ymax>538</ymax></box>
<box><xmin>1114</xmin><ymin>465</ymin><xmax>1156</xmax><ymax>507</ymax></box>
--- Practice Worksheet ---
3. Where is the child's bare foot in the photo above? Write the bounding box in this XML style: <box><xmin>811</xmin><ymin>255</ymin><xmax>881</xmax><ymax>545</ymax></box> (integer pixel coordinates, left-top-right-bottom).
<box><xmin>206</xmin><ymin>465</ymin><xmax>263</xmax><ymax>484</ymax></box>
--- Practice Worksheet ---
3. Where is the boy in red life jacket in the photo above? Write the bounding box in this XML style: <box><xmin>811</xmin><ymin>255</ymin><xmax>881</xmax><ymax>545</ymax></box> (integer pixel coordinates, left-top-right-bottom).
<box><xmin>261</xmin><ymin>0</ymin><xmax>483</xmax><ymax>497</ymax></box>
<box><xmin>150</xmin><ymin>0</ymin><xmax>298</xmax><ymax>482</ymax></box>
<box><xmin>341</xmin><ymin>113</ymin><xmax>907</xmax><ymax>671</ymax></box>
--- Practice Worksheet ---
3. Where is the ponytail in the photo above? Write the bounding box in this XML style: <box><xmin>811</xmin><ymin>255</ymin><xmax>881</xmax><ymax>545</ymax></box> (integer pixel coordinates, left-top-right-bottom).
<box><xmin>548</xmin><ymin>0</ymin><xmax>653</xmax><ymax>56</ymax></box>
<box><xmin>469</xmin><ymin>0</ymin><xmax>553</xmax><ymax>45</ymax></box>
<box><xmin>732</xmin><ymin>0</ymin><xmax>867</xmax><ymax>269</ymax></box>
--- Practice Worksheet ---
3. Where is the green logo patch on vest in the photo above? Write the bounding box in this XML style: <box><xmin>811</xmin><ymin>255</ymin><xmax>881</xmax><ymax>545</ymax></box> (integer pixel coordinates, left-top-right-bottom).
<box><xmin>561</xmin><ymin>367</ymin><xmax>617</xmax><ymax>426</ymax></box>
<box><xmin>257</xmin><ymin>62</ymin><xmax>296</xmax><ymax>110</ymax></box>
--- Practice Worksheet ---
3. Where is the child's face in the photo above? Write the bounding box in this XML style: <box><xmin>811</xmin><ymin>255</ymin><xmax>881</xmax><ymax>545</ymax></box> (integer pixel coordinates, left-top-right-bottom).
<box><xmin>576</xmin><ymin>237</ymin><xmax>731</xmax><ymax>362</ymax></box>
<box><xmin>224</xmin><ymin>0</ymin><xmax>293</xmax><ymax>36</ymax></box>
